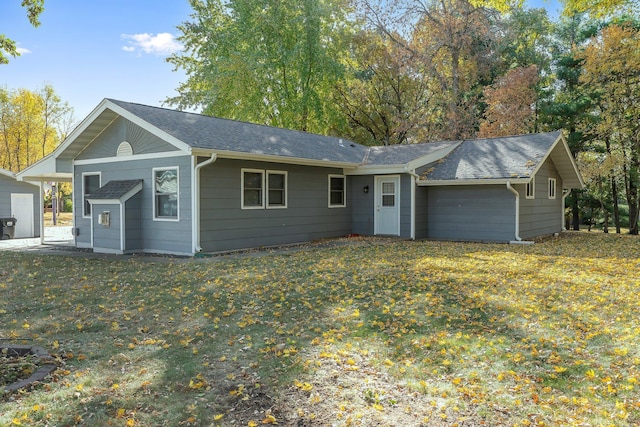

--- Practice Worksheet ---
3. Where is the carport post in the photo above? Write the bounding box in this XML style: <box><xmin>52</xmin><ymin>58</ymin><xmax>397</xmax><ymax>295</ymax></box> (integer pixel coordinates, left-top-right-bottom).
<box><xmin>39</xmin><ymin>182</ymin><xmax>45</xmax><ymax>244</ymax></box>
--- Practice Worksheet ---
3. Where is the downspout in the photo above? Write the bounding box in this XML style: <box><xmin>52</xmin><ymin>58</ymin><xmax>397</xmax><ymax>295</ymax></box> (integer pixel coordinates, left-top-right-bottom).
<box><xmin>561</xmin><ymin>189</ymin><xmax>571</xmax><ymax>231</ymax></box>
<box><xmin>405</xmin><ymin>167</ymin><xmax>420</xmax><ymax>240</ymax></box>
<box><xmin>506</xmin><ymin>181</ymin><xmax>522</xmax><ymax>241</ymax></box>
<box><xmin>193</xmin><ymin>153</ymin><xmax>218</xmax><ymax>253</ymax></box>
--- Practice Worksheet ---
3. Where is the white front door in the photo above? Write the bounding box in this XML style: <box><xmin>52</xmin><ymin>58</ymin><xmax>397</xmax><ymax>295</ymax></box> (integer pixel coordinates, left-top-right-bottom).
<box><xmin>10</xmin><ymin>193</ymin><xmax>34</xmax><ymax>238</ymax></box>
<box><xmin>374</xmin><ymin>175</ymin><xmax>400</xmax><ymax>236</ymax></box>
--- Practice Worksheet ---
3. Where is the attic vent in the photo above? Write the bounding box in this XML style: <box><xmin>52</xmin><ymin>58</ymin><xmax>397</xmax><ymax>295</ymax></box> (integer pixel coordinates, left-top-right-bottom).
<box><xmin>117</xmin><ymin>141</ymin><xmax>133</xmax><ymax>157</ymax></box>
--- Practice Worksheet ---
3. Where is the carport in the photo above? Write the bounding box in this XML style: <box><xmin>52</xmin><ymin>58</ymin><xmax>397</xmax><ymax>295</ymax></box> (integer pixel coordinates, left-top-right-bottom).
<box><xmin>14</xmin><ymin>154</ymin><xmax>73</xmax><ymax>245</ymax></box>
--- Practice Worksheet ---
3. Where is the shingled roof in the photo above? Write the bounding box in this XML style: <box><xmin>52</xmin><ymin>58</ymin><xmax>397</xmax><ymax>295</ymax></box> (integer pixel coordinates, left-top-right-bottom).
<box><xmin>421</xmin><ymin>132</ymin><xmax>562</xmax><ymax>182</ymax></box>
<box><xmin>108</xmin><ymin>99</ymin><xmax>368</xmax><ymax>165</ymax></box>
<box><xmin>363</xmin><ymin>141</ymin><xmax>460</xmax><ymax>166</ymax></box>
<box><xmin>87</xmin><ymin>179</ymin><xmax>143</xmax><ymax>202</ymax></box>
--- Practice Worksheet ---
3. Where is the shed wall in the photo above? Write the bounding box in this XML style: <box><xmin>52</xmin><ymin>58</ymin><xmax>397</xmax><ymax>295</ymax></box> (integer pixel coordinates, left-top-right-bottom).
<box><xmin>0</xmin><ymin>173</ymin><xmax>41</xmax><ymax>237</ymax></box>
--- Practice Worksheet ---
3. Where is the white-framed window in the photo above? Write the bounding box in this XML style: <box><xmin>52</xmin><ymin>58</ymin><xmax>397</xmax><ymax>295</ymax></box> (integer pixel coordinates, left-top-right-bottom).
<box><xmin>242</xmin><ymin>169</ymin><xmax>265</xmax><ymax>209</ymax></box>
<box><xmin>242</xmin><ymin>169</ymin><xmax>288</xmax><ymax>209</ymax></box>
<box><xmin>82</xmin><ymin>172</ymin><xmax>101</xmax><ymax>217</ymax></box>
<box><xmin>267</xmin><ymin>170</ymin><xmax>287</xmax><ymax>208</ymax></box>
<box><xmin>548</xmin><ymin>178</ymin><xmax>557</xmax><ymax>199</ymax></box>
<box><xmin>526</xmin><ymin>179</ymin><xmax>535</xmax><ymax>199</ymax></box>
<box><xmin>328</xmin><ymin>175</ymin><xmax>346</xmax><ymax>208</ymax></box>
<box><xmin>153</xmin><ymin>167</ymin><xmax>179</xmax><ymax>220</ymax></box>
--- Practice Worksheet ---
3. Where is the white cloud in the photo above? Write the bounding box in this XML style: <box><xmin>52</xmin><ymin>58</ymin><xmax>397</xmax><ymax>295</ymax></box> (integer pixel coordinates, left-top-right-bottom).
<box><xmin>16</xmin><ymin>47</ymin><xmax>31</xmax><ymax>55</ymax></box>
<box><xmin>121</xmin><ymin>32</ymin><xmax>182</xmax><ymax>56</ymax></box>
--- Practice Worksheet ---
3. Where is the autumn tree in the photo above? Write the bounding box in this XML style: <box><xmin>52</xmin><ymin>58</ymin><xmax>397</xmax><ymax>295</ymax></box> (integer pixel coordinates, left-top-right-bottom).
<box><xmin>563</xmin><ymin>0</ymin><xmax>638</xmax><ymax>17</ymax></box>
<box><xmin>166</xmin><ymin>0</ymin><xmax>352</xmax><ymax>135</ymax></box>
<box><xmin>334</xmin><ymin>30</ymin><xmax>436</xmax><ymax>145</ymax></box>
<box><xmin>538</xmin><ymin>14</ymin><xmax>599</xmax><ymax>230</ymax></box>
<box><xmin>478</xmin><ymin>65</ymin><xmax>538</xmax><ymax>137</ymax></box>
<box><xmin>359</xmin><ymin>0</ymin><xmax>501</xmax><ymax>141</ymax></box>
<box><xmin>1</xmin><ymin>0</ymin><xmax>45</xmax><ymax>64</ymax></box>
<box><xmin>0</xmin><ymin>85</ymin><xmax>73</xmax><ymax>172</ymax></box>
<box><xmin>579</xmin><ymin>23</ymin><xmax>640</xmax><ymax>234</ymax></box>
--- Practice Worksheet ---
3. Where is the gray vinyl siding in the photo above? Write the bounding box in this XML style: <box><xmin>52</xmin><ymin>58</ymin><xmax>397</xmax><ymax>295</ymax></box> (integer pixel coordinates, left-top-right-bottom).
<box><xmin>199</xmin><ymin>159</ymin><xmax>351</xmax><ymax>252</ymax></box>
<box><xmin>520</xmin><ymin>160</ymin><xmax>563</xmax><ymax>239</ymax></box>
<box><xmin>399</xmin><ymin>175</ymin><xmax>412</xmax><ymax>238</ymax></box>
<box><xmin>0</xmin><ymin>174</ymin><xmax>41</xmax><ymax>237</ymax></box>
<box><xmin>425</xmin><ymin>185</ymin><xmax>516</xmax><ymax>242</ymax></box>
<box><xmin>92</xmin><ymin>203</ymin><xmax>121</xmax><ymax>253</ymax></box>
<box><xmin>350</xmin><ymin>175</ymin><xmax>375</xmax><ymax>235</ymax></box>
<box><xmin>74</xmin><ymin>155</ymin><xmax>193</xmax><ymax>255</ymax></box>
<box><xmin>415</xmin><ymin>186</ymin><xmax>429</xmax><ymax>239</ymax></box>
<box><xmin>125</xmin><ymin>194</ymin><xmax>143</xmax><ymax>252</ymax></box>
<box><xmin>76</xmin><ymin>117</ymin><xmax>179</xmax><ymax>160</ymax></box>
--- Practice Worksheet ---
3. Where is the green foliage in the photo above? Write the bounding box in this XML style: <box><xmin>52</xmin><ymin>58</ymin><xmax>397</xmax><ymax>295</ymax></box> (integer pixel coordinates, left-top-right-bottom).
<box><xmin>0</xmin><ymin>0</ymin><xmax>45</xmax><ymax>64</ymax></box>
<box><xmin>563</xmin><ymin>0</ymin><xmax>639</xmax><ymax>17</ymax></box>
<box><xmin>167</xmin><ymin>0</ymin><xmax>352</xmax><ymax>134</ymax></box>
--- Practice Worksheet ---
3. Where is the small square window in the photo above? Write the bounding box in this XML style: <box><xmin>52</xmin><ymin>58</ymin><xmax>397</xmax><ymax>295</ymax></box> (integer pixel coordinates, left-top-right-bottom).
<box><xmin>548</xmin><ymin>178</ymin><xmax>557</xmax><ymax>199</ymax></box>
<box><xmin>328</xmin><ymin>175</ymin><xmax>346</xmax><ymax>207</ymax></box>
<box><xmin>526</xmin><ymin>180</ymin><xmax>535</xmax><ymax>199</ymax></box>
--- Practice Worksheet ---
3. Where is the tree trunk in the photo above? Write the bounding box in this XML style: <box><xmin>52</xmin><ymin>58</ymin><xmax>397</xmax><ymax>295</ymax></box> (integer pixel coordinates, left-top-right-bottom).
<box><xmin>571</xmin><ymin>191</ymin><xmax>580</xmax><ymax>230</ymax></box>
<box><xmin>611</xmin><ymin>177</ymin><xmax>621</xmax><ymax>233</ymax></box>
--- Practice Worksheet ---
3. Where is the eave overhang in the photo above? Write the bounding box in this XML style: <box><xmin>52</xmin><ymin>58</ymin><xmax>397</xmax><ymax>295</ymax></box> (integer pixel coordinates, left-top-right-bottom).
<box><xmin>192</xmin><ymin>148</ymin><xmax>360</xmax><ymax>170</ymax></box>
<box><xmin>417</xmin><ymin>177</ymin><xmax>531</xmax><ymax>187</ymax></box>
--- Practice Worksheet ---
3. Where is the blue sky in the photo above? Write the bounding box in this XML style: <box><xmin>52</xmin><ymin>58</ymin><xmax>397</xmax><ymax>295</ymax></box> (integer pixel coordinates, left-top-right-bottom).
<box><xmin>1</xmin><ymin>0</ymin><xmax>562</xmax><ymax>122</ymax></box>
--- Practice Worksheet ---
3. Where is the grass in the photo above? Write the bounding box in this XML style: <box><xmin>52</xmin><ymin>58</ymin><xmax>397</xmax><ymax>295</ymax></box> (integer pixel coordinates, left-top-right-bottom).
<box><xmin>43</xmin><ymin>211</ymin><xmax>73</xmax><ymax>227</ymax></box>
<box><xmin>0</xmin><ymin>232</ymin><xmax>639</xmax><ymax>426</ymax></box>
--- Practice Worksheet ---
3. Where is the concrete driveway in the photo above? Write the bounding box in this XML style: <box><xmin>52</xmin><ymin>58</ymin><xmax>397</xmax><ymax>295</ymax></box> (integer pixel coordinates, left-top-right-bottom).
<box><xmin>0</xmin><ymin>226</ymin><xmax>74</xmax><ymax>250</ymax></box>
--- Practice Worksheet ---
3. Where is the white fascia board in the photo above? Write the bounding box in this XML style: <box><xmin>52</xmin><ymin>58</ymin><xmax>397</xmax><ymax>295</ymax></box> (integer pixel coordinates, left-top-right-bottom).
<box><xmin>556</xmin><ymin>134</ymin><xmax>585</xmax><ymax>188</ymax></box>
<box><xmin>104</xmin><ymin>100</ymin><xmax>193</xmax><ymax>154</ymax></box>
<box><xmin>417</xmin><ymin>178</ymin><xmax>530</xmax><ymax>186</ymax></box>
<box><xmin>74</xmin><ymin>151</ymin><xmax>190</xmax><ymax>166</ymax></box>
<box><xmin>0</xmin><ymin>168</ymin><xmax>14</xmax><ymax>178</ymax></box>
<box><xmin>15</xmin><ymin>154</ymin><xmax>73</xmax><ymax>183</ymax></box>
<box><xmin>213</xmin><ymin>149</ymin><xmax>359</xmax><ymax>169</ymax></box>
<box><xmin>52</xmin><ymin>99</ymin><xmax>114</xmax><ymax>157</ymax></box>
<box><xmin>346</xmin><ymin>165</ymin><xmax>407</xmax><ymax>175</ymax></box>
<box><xmin>87</xmin><ymin>182</ymin><xmax>143</xmax><ymax>205</ymax></box>
<box><xmin>529</xmin><ymin>133</ymin><xmax>584</xmax><ymax>190</ymax></box>
<box><xmin>88</xmin><ymin>199</ymin><xmax>121</xmax><ymax>205</ymax></box>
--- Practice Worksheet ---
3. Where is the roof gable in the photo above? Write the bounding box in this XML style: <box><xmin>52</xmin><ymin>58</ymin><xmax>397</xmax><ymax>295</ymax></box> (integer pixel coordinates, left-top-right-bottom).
<box><xmin>18</xmin><ymin>99</ymin><xmax>583</xmax><ymax>190</ymax></box>
<box><xmin>419</xmin><ymin>132</ymin><xmax>583</xmax><ymax>189</ymax></box>
<box><xmin>107</xmin><ymin>99</ymin><xmax>368</xmax><ymax>165</ymax></box>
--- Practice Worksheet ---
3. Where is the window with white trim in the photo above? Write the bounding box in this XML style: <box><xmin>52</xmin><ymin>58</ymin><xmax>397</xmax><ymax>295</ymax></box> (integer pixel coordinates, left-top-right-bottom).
<box><xmin>526</xmin><ymin>179</ymin><xmax>535</xmax><ymax>199</ymax></box>
<box><xmin>82</xmin><ymin>172</ymin><xmax>100</xmax><ymax>217</ymax></box>
<box><xmin>154</xmin><ymin>167</ymin><xmax>179</xmax><ymax>220</ymax></box>
<box><xmin>548</xmin><ymin>178</ymin><xmax>557</xmax><ymax>199</ymax></box>
<box><xmin>242</xmin><ymin>169</ymin><xmax>288</xmax><ymax>209</ymax></box>
<box><xmin>267</xmin><ymin>171</ymin><xmax>287</xmax><ymax>208</ymax></box>
<box><xmin>242</xmin><ymin>169</ymin><xmax>265</xmax><ymax>209</ymax></box>
<box><xmin>328</xmin><ymin>175</ymin><xmax>346</xmax><ymax>207</ymax></box>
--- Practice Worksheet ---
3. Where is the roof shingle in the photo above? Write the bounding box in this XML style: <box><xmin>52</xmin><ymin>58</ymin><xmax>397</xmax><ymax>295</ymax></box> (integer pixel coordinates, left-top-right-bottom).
<box><xmin>422</xmin><ymin>132</ymin><xmax>561</xmax><ymax>181</ymax></box>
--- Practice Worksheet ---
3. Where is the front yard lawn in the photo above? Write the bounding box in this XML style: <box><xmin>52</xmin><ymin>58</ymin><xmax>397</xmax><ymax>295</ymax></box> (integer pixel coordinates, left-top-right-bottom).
<box><xmin>1</xmin><ymin>233</ymin><xmax>639</xmax><ymax>426</ymax></box>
